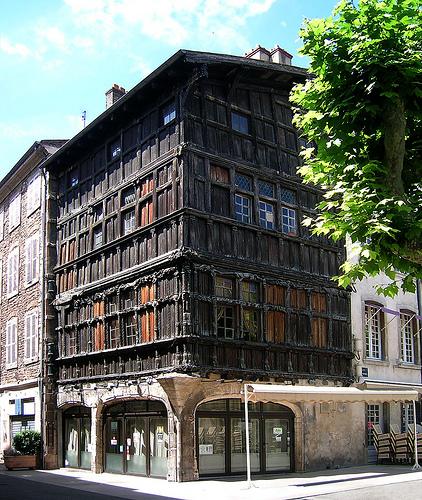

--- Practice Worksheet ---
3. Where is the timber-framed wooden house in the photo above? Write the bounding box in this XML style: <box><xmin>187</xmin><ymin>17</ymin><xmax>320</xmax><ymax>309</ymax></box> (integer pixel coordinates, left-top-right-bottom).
<box><xmin>44</xmin><ymin>48</ymin><xmax>355</xmax><ymax>481</ymax></box>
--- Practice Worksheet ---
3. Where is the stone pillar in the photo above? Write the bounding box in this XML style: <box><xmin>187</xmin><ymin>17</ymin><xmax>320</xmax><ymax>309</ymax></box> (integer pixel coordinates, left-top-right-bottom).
<box><xmin>177</xmin><ymin>408</ymin><xmax>198</xmax><ymax>481</ymax></box>
<box><xmin>92</xmin><ymin>404</ymin><xmax>103</xmax><ymax>473</ymax></box>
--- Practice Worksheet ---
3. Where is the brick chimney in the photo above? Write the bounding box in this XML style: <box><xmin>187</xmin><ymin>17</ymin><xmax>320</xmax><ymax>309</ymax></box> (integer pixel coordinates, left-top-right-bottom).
<box><xmin>245</xmin><ymin>45</ymin><xmax>293</xmax><ymax>65</ymax></box>
<box><xmin>105</xmin><ymin>84</ymin><xmax>126</xmax><ymax>110</ymax></box>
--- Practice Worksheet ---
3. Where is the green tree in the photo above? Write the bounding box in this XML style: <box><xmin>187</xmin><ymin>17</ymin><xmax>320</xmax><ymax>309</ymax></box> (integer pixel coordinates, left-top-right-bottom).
<box><xmin>291</xmin><ymin>0</ymin><xmax>421</xmax><ymax>296</ymax></box>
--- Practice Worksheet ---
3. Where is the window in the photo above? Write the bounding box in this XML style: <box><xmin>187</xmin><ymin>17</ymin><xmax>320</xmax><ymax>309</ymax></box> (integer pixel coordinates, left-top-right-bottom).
<box><xmin>0</xmin><ymin>210</ymin><xmax>4</xmax><ymax>241</ymax></box>
<box><xmin>162</xmin><ymin>101</ymin><xmax>176</xmax><ymax>125</ymax></box>
<box><xmin>365</xmin><ymin>304</ymin><xmax>383</xmax><ymax>360</ymax></box>
<box><xmin>235</xmin><ymin>194</ymin><xmax>252</xmax><ymax>223</ymax></box>
<box><xmin>7</xmin><ymin>246</ymin><xmax>19</xmax><ymax>297</ymax></box>
<box><xmin>66</xmin><ymin>329</ymin><xmax>77</xmax><ymax>356</ymax></box>
<box><xmin>235</xmin><ymin>173</ymin><xmax>252</xmax><ymax>191</ymax></box>
<box><xmin>124</xmin><ymin>313</ymin><xmax>137</xmax><ymax>346</ymax></box>
<box><xmin>6</xmin><ymin>317</ymin><xmax>18</xmax><ymax>367</ymax></box>
<box><xmin>110</xmin><ymin>140</ymin><xmax>121</xmax><ymax>159</ymax></box>
<box><xmin>108</xmin><ymin>318</ymin><xmax>120</xmax><ymax>348</ymax></box>
<box><xmin>93</xmin><ymin>226</ymin><xmax>102</xmax><ymax>249</ymax></box>
<box><xmin>122</xmin><ymin>209</ymin><xmax>136</xmax><ymax>235</ymax></box>
<box><xmin>217</xmin><ymin>306</ymin><xmax>234</xmax><ymax>339</ymax></box>
<box><xmin>401</xmin><ymin>403</ymin><xmax>415</xmax><ymax>432</ymax></box>
<box><xmin>122</xmin><ymin>289</ymin><xmax>135</xmax><ymax>309</ymax></box>
<box><xmin>122</xmin><ymin>187</ymin><xmax>136</xmax><ymax>206</ymax></box>
<box><xmin>24</xmin><ymin>309</ymin><xmax>38</xmax><ymax>361</ymax></box>
<box><xmin>93</xmin><ymin>204</ymin><xmax>103</xmax><ymax>222</ymax></box>
<box><xmin>69</xmin><ymin>168</ymin><xmax>79</xmax><ymax>187</ymax></box>
<box><xmin>367</xmin><ymin>404</ymin><xmax>380</xmax><ymax>446</ymax></box>
<box><xmin>281</xmin><ymin>207</ymin><xmax>297</xmax><ymax>235</ymax></box>
<box><xmin>258</xmin><ymin>180</ymin><xmax>274</xmax><ymax>198</ymax></box>
<box><xmin>259</xmin><ymin>201</ymin><xmax>274</xmax><ymax>229</ymax></box>
<box><xmin>242</xmin><ymin>308</ymin><xmax>258</xmax><ymax>341</ymax></box>
<box><xmin>9</xmin><ymin>194</ymin><xmax>21</xmax><ymax>231</ymax></box>
<box><xmin>25</xmin><ymin>234</ymin><xmax>39</xmax><ymax>286</ymax></box>
<box><xmin>216</xmin><ymin>277</ymin><xmax>233</xmax><ymax>298</ymax></box>
<box><xmin>241</xmin><ymin>281</ymin><xmax>258</xmax><ymax>302</ymax></box>
<box><xmin>231</xmin><ymin>111</ymin><xmax>249</xmax><ymax>134</ymax></box>
<box><xmin>107</xmin><ymin>293</ymin><xmax>118</xmax><ymax>314</ymax></box>
<box><xmin>27</xmin><ymin>174</ymin><xmax>41</xmax><ymax>215</ymax></box>
<box><xmin>280</xmin><ymin>188</ymin><xmax>297</xmax><ymax>205</ymax></box>
<box><xmin>400</xmin><ymin>311</ymin><xmax>416</xmax><ymax>364</ymax></box>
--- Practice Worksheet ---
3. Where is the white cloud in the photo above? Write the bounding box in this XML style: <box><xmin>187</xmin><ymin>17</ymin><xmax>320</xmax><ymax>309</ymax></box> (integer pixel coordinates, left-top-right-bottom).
<box><xmin>37</xmin><ymin>26</ymin><xmax>68</xmax><ymax>51</ymax></box>
<box><xmin>64</xmin><ymin>0</ymin><xmax>276</xmax><ymax>50</ymax></box>
<box><xmin>0</xmin><ymin>36</ymin><xmax>31</xmax><ymax>57</ymax></box>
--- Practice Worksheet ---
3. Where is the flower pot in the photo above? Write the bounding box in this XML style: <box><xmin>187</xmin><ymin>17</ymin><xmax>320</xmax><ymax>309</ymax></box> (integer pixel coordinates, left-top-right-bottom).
<box><xmin>4</xmin><ymin>455</ymin><xmax>38</xmax><ymax>470</ymax></box>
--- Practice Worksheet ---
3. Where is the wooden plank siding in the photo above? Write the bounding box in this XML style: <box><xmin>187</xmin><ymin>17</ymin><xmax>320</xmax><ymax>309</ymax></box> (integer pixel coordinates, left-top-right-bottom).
<box><xmin>51</xmin><ymin>57</ymin><xmax>353</xmax><ymax>386</ymax></box>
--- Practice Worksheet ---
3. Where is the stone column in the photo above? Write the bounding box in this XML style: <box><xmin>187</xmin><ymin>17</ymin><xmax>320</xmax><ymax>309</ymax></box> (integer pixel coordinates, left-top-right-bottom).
<box><xmin>91</xmin><ymin>404</ymin><xmax>103</xmax><ymax>473</ymax></box>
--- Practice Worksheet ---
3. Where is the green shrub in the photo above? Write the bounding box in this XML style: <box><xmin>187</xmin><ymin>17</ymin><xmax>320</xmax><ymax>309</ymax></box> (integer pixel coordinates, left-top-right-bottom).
<box><xmin>12</xmin><ymin>430</ymin><xmax>41</xmax><ymax>455</ymax></box>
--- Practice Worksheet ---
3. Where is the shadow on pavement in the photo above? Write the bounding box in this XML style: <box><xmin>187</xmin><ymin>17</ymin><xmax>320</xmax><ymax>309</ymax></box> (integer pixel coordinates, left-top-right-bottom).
<box><xmin>0</xmin><ymin>467</ymin><xmax>180</xmax><ymax>500</ymax></box>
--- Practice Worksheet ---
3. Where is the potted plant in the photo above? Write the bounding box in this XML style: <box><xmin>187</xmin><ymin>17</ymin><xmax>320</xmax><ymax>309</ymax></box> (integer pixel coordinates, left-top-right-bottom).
<box><xmin>3</xmin><ymin>430</ymin><xmax>41</xmax><ymax>470</ymax></box>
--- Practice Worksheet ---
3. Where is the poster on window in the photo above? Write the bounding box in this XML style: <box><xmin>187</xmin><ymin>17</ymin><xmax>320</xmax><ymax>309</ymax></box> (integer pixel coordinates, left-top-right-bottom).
<box><xmin>199</xmin><ymin>444</ymin><xmax>213</xmax><ymax>455</ymax></box>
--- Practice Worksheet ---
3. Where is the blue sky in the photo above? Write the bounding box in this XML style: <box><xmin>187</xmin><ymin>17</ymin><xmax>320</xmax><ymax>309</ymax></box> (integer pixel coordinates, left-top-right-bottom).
<box><xmin>0</xmin><ymin>0</ymin><xmax>339</xmax><ymax>179</ymax></box>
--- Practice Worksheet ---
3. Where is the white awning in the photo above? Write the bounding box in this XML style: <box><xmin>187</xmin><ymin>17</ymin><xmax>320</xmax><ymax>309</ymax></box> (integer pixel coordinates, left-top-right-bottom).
<box><xmin>245</xmin><ymin>383</ymin><xmax>418</xmax><ymax>403</ymax></box>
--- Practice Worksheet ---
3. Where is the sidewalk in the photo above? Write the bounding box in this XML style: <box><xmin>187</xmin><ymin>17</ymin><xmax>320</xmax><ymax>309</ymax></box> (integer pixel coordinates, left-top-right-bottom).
<box><xmin>1</xmin><ymin>463</ymin><xmax>422</xmax><ymax>500</ymax></box>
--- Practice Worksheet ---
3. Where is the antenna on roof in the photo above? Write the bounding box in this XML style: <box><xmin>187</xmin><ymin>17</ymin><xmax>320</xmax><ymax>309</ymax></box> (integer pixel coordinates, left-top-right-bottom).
<box><xmin>82</xmin><ymin>110</ymin><xmax>87</xmax><ymax>129</ymax></box>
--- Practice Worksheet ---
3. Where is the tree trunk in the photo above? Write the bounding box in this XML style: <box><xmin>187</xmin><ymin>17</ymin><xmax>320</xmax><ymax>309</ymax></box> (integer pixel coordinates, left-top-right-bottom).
<box><xmin>383</xmin><ymin>97</ymin><xmax>406</xmax><ymax>196</ymax></box>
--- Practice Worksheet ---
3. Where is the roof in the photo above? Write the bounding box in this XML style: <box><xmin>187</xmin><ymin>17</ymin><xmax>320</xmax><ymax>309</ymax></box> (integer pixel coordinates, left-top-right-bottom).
<box><xmin>0</xmin><ymin>139</ymin><xmax>67</xmax><ymax>203</ymax></box>
<box><xmin>43</xmin><ymin>49</ymin><xmax>308</xmax><ymax>171</ymax></box>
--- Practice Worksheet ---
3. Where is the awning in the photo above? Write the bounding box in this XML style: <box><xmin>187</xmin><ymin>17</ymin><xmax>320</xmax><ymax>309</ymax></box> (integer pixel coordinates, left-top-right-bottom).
<box><xmin>245</xmin><ymin>383</ymin><xmax>418</xmax><ymax>403</ymax></box>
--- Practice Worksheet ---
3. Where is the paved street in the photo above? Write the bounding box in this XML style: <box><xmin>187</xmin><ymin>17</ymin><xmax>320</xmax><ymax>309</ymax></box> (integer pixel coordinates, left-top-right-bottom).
<box><xmin>1</xmin><ymin>464</ymin><xmax>422</xmax><ymax>499</ymax></box>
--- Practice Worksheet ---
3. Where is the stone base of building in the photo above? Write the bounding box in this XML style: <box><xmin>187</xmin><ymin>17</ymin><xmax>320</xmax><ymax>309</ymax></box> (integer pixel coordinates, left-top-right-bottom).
<box><xmin>55</xmin><ymin>373</ymin><xmax>367</xmax><ymax>481</ymax></box>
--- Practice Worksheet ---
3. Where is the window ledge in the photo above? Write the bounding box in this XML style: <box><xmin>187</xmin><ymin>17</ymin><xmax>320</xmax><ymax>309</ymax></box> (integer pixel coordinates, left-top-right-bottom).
<box><xmin>25</xmin><ymin>279</ymin><xmax>39</xmax><ymax>289</ymax></box>
<box><xmin>394</xmin><ymin>361</ymin><xmax>421</xmax><ymax>370</ymax></box>
<box><xmin>6</xmin><ymin>363</ymin><xmax>18</xmax><ymax>370</ymax></box>
<box><xmin>27</xmin><ymin>206</ymin><xmax>40</xmax><ymax>217</ymax></box>
<box><xmin>24</xmin><ymin>358</ymin><xmax>39</xmax><ymax>366</ymax></box>
<box><xmin>364</xmin><ymin>358</ymin><xmax>389</xmax><ymax>366</ymax></box>
<box><xmin>7</xmin><ymin>290</ymin><xmax>19</xmax><ymax>300</ymax></box>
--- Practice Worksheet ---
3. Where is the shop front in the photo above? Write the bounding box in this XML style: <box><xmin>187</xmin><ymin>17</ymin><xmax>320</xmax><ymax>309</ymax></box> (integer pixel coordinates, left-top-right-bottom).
<box><xmin>103</xmin><ymin>400</ymin><xmax>168</xmax><ymax>478</ymax></box>
<box><xmin>196</xmin><ymin>398</ymin><xmax>294</xmax><ymax>476</ymax></box>
<box><xmin>63</xmin><ymin>406</ymin><xmax>92</xmax><ymax>469</ymax></box>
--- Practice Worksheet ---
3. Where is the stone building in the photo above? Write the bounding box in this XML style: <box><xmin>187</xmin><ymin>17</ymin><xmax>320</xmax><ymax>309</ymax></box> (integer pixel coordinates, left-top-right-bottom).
<box><xmin>42</xmin><ymin>48</ymin><xmax>415</xmax><ymax>481</ymax></box>
<box><xmin>351</xmin><ymin>269</ymin><xmax>422</xmax><ymax>460</ymax></box>
<box><xmin>0</xmin><ymin>140</ymin><xmax>66</xmax><ymax>466</ymax></box>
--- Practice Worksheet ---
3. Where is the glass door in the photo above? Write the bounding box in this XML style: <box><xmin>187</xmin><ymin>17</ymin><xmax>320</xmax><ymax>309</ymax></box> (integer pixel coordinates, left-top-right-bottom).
<box><xmin>264</xmin><ymin>418</ymin><xmax>290</xmax><ymax>471</ymax></box>
<box><xmin>64</xmin><ymin>417</ymin><xmax>79</xmax><ymax>468</ymax></box>
<box><xmin>126</xmin><ymin>417</ymin><xmax>147</xmax><ymax>475</ymax></box>
<box><xmin>80</xmin><ymin>417</ymin><xmax>92</xmax><ymax>469</ymax></box>
<box><xmin>198</xmin><ymin>417</ymin><xmax>226</xmax><ymax>475</ymax></box>
<box><xmin>149</xmin><ymin>417</ymin><xmax>168</xmax><ymax>477</ymax></box>
<box><xmin>105</xmin><ymin>418</ymin><xmax>124</xmax><ymax>473</ymax></box>
<box><xmin>230</xmin><ymin>417</ymin><xmax>260</xmax><ymax>473</ymax></box>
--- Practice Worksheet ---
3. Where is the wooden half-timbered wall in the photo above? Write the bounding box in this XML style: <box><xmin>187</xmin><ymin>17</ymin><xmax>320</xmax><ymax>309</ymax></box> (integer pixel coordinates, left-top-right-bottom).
<box><xmin>53</xmin><ymin>55</ymin><xmax>352</xmax><ymax>387</ymax></box>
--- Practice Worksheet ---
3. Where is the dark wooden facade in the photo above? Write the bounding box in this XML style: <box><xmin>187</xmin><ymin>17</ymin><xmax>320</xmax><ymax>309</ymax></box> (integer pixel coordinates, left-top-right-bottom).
<box><xmin>48</xmin><ymin>51</ymin><xmax>352</xmax><ymax>389</ymax></box>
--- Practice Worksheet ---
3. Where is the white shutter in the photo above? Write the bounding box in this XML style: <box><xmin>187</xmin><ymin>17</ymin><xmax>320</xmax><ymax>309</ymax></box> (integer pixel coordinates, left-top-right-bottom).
<box><xmin>0</xmin><ymin>210</ymin><xmax>4</xmax><ymax>241</ymax></box>
<box><xmin>7</xmin><ymin>252</ymin><xmax>13</xmax><ymax>295</ymax></box>
<box><xmin>25</xmin><ymin>239</ymin><xmax>32</xmax><ymax>284</ymax></box>
<box><xmin>0</xmin><ymin>259</ymin><xmax>2</xmax><ymax>304</ymax></box>
<box><xmin>24</xmin><ymin>309</ymin><xmax>38</xmax><ymax>360</ymax></box>
<box><xmin>32</xmin><ymin>235</ymin><xmax>39</xmax><ymax>282</ymax></box>
<box><xmin>6</xmin><ymin>318</ymin><xmax>17</xmax><ymax>365</ymax></box>
<box><xmin>9</xmin><ymin>194</ymin><xmax>21</xmax><ymax>230</ymax></box>
<box><xmin>27</xmin><ymin>175</ymin><xmax>41</xmax><ymax>215</ymax></box>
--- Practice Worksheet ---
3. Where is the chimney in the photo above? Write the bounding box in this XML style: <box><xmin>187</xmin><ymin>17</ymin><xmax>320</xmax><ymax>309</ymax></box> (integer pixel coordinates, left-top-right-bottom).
<box><xmin>270</xmin><ymin>45</ymin><xmax>293</xmax><ymax>65</ymax></box>
<box><xmin>105</xmin><ymin>84</ymin><xmax>126</xmax><ymax>110</ymax></box>
<box><xmin>245</xmin><ymin>45</ymin><xmax>271</xmax><ymax>62</ymax></box>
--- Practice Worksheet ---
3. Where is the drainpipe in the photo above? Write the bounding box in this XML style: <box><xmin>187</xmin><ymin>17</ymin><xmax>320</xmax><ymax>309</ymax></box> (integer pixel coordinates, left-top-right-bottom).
<box><xmin>39</xmin><ymin>164</ymin><xmax>48</xmax><ymax>468</ymax></box>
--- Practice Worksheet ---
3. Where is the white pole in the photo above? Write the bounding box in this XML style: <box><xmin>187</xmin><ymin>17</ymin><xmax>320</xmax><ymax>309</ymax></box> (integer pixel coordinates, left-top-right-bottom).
<box><xmin>412</xmin><ymin>399</ymin><xmax>421</xmax><ymax>470</ymax></box>
<box><xmin>244</xmin><ymin>383</ymin><xmax>252</xmax><ymax>488</ymax></box>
